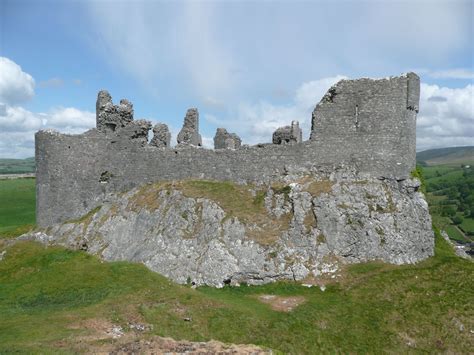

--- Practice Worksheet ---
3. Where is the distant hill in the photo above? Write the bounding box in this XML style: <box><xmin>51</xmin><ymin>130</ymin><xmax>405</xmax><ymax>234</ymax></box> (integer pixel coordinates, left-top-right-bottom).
<box><xmin>0</xmin><ymin>157</ymin><xmax>35</xmax><ymax>174</ymax></box>
<box><xmin>417</xmin><ymin>146</ymin><xmax>474</xmax><ymax>166</ymax></box>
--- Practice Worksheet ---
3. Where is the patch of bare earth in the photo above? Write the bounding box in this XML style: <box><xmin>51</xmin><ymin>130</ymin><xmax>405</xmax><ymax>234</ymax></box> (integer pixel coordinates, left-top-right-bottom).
<box><xmin>103</xmin><ymin>337</ymin><xmax>270</xmax><ymax>354</ymax></box>
<box><xmin>67</xmin><ymin>318</ymin><xmax>126</xmax><ymax>342</ymax></box>
<box><xmin>257</xmin><ymin>295</ymin><xmax>306</xmax><ymax>312</ymax></box>
<box><xmin>62</xmin><ymin>318</ymin><xmax>270</xmax><ymax>354</ymax></box>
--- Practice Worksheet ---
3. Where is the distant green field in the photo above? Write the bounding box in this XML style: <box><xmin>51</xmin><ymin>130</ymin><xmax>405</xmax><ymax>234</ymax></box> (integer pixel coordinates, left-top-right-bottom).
<box><xmin>0</xmin><ymin>178</ymin><xmax>35</xmax><ymax>238</ymax></box>
<box><xmin>444</xmin><ymin>225</ymin><xmax>468</xmax><ymax>243</ymax></box>
<box><xmin>0</xmin><ymin>157</ymin><xmax>35</xmax><ymax>174</ymax></box>
<box><xmin>420</xmin><ymin>163</ymin><xmax>474</xmax><ymax>243</ymax></box>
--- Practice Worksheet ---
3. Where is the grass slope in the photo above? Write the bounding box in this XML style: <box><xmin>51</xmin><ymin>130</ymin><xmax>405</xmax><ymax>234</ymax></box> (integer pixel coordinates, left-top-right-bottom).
<box><xmin>0</xmin><ymin>157</ymin><xmax>35</xmax><ymax>174</ymax></box>
<box><xmin>0</xmin><ymin>178</ymin><xmax>35</xmax><ymax>238</ymax></box>
<box><xmin>0</xmin><ymin>232</ymin><xmax>472</xmax><ymax>353</ymax></box>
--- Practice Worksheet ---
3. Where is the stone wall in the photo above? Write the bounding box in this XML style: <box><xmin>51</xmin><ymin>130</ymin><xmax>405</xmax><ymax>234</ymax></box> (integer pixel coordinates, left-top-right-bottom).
<box><xmin>36</xmin><ymin>73</ymin><xmax>419</xmax><ymax>227</ymax></box>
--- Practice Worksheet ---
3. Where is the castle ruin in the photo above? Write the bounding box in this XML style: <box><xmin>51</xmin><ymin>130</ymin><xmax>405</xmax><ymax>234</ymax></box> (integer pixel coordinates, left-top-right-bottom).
<box><xmin>35</xmin><ymin>73</ymin><xmax>419</xmax><ymax>227</ymax></box>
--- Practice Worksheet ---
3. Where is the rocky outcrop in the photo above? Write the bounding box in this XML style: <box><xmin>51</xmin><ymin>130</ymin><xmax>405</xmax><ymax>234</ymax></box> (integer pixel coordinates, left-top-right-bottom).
<box><xmin>150</xmin><ymin>123</ymin><xmax>171</xmax><ymax>148</ymax></box>
<box><xmin>214</xmin><ymin>128</ymin><xmax>242</xmax><ymax>149</ymax></box>
<box><xmin>272</xmin><ymin>121</ymin><xmax>302</xmax><ymax>144</ymax></box>
<box><xmin>25</xmin><ymin>173</ymin><xmax>434</xmax><ymax>287</ymax></box>
<box><xmin>177</xmin><ymin>108</ymin><xmax>202</xmax><ymax>146</ymax></box>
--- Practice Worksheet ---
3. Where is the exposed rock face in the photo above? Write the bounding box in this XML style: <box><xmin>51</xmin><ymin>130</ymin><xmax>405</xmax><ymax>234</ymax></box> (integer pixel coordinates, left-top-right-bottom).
<box><xmin>25</xmin><ymin>174</ymin><xmax>434</xmax><ymax>287</ymax></box>
<box><xmin>177</xmin><ymin>108</ymin><xmax>202</xmax><ymax>146</ymax></box>
<box><xmin>96</xmin><ymin>90</ymin><xmax>134</xmax><ymax>132</ymax></box>
<box><xmin>214</xmin><ymin>128</ymin><xmax>242</xmax><ymax>149</ymax></box>
<box><xmin>150</xmin><ymin>123</ymin><xmax>171</xmax><ymax>148</ymax></box>
<box><xmin>272</xmin><ymin>121</ymin><xmax>302</xmax><ymax>144</ymax></box>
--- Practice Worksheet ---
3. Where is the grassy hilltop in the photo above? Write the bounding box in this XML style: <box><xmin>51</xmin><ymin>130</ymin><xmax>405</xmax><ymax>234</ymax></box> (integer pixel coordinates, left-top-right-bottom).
<box><xmin>0</xmin><ymin>231</ymin><xmax>472</xmax><ymax>353</ymax></box>
<box><xmin>0</xmin><ymin>151</ymin><xmax>473</xmax><ymax>353</ymax></box>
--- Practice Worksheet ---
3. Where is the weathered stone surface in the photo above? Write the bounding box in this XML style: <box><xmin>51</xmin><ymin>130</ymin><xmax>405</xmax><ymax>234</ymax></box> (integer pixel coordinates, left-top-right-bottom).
<box><xmin>310</xmin><ymin>73</ymin><xmax>419</xmax><ymax>176</ymax></box>
<box><xmin>150</xmin><ymin>123</ymin><xmax>171</xmax><ymax>148</ymax></box>
<box><xmin>214</xmin><ymin>128</ymin><xmax>242</xmax><ymax>149</ymax></box>
<box><xmin>272</xmin><ymin>121</ymin><xmax>302</xmax><ymax>144</ymax></box>
<box><xmin>96</xmin><ymin>90</ymin><xmax>134</xmax><ymax>132</ymax></box>
<box><xmin>116</xmin><ymin>119</ymin><xmax>151</xmax><ymax>144</ymax></box>
<box><xmin>177</xmin><ymin>108</ymin><xmax>202</xmax><ymax>146</ymax></box>
<box><xmin>25</xmin><ymin>174</ymin><xmax>434</xmax><ymax>287</ymax></box>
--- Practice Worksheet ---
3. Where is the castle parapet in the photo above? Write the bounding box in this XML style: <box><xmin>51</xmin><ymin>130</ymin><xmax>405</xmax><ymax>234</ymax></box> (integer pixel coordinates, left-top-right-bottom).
<box><xmin>214</xmin><ymin>128</ymin><xmax>242</xmax><ymax>149</ymax></box>
<box><xmin>35</xmin><ymin>73</ymin><xmax>420</xmax><ymax>227</ymax></box>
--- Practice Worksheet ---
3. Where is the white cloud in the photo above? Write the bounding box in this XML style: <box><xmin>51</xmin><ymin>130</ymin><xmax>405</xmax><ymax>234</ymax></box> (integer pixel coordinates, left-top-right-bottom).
<box><xmin>0</xmin><ymin>104</ymin><xmax>95</xmax><ymax>158</ymax></box>
<box><xmin>417</xmin><ymin>83</ymin><xmax>474</xmax><ymax>151</ymax></box>
<box><xmin>0</xmin><ymin>57</ymin><xmax>95</xmax><ymax>158</ymax></box>
<box><xmin>45</xmin><ymin>107</ymin><xmax>95</xmax><ymax>132</ymax></box>
<box><xmin>0</xmin><ymin>106</ymin><xmax>43</xmax><ymax>132</ymax></box>
<box><xmin>0</xmin><ymin>131</ymin><xmax>37</xmax><ymax>159</ymax></box>
<box><xmin>0</xmin><ymin>57</ymin><xmax>35</xmax><ymax>105</ymax></box>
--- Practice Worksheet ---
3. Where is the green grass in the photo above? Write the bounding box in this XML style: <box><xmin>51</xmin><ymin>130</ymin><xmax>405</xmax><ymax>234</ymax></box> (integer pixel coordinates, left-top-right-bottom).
<box><xmin>423</xmin><ymin>167</ymin><xmax>464</xmax><ymax>185</ymax></box>
<box><xmin>460</xmin><ymin>217</ymin><xmax>474</xmax><ymax>234</ymax></box>
<box><xmin>444</xmin><ymin>225</ymin><xmax>469</xmax><ymax>243</ymax></box>
<box><xmin>0</xmin><ymin>157</ymin><xmax>35</xmax><ymax>174</ymax></box>
<box><xmin>0</xmin><ymin>178</ymin><xmax>35</xmax><ymax>238</ymax></box>
<box><xmin>0</xmin><ymin>231</ymin><xmax>472</xmax><ymax>353</ymax></box>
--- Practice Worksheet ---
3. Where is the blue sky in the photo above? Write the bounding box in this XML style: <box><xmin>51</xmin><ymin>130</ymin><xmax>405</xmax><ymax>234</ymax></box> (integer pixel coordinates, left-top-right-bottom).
<box><xmin>0</xmin><ymin>0</ymin><xmax>473</xmax><ymax>158</ymax></box>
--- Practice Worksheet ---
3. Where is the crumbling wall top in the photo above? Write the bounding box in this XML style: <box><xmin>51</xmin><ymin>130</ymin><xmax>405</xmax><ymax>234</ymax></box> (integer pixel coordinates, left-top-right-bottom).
<box><xmin>214</xmin><ymin>128</ymin><xmax>242</xmax><ymax>149</ymax></box>
<box><xmin>96</xmin><ymin>90</ymin><xmax>134</xmax><ymax>132</ymax></box>
<box><xmin>177</xmin><ymin>108</ymin><xmax>202</xmax><ymax>146</ymax></box>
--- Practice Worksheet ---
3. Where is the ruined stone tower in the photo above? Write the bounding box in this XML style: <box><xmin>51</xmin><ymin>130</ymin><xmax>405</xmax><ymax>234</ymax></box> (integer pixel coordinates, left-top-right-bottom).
<box><xmin>35</xmin><ymin>73</ymin><xmax>419</xmax><ymax>227</ymax></box>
